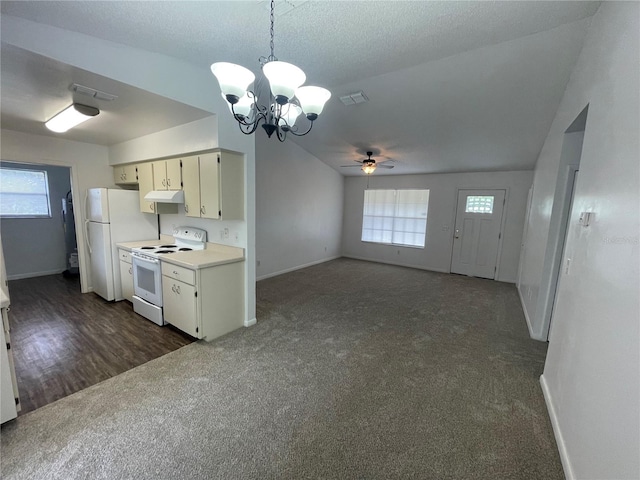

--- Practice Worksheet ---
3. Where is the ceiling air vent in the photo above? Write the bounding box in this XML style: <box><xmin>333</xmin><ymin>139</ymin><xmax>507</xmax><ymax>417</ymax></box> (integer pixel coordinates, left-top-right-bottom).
<box><xmin>339</xmin><ymin>91</ymin><xmax>369</xmax><ymax>106</ymax></box>
<box><xmin>71</xmin><ymin>83</ymin><xmax>118</xmax><ymax>102</ymax></box>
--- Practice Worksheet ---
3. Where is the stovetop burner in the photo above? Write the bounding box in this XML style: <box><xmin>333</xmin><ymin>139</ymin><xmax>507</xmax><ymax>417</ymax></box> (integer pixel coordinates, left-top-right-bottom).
<box><xmin>131</xmin><ymin>227</ymin><xmax>206</xmax><ymax>259</ymax></box>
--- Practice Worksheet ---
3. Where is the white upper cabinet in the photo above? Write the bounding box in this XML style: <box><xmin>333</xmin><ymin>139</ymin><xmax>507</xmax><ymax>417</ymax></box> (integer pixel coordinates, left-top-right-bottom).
<box><xmin>182</xmin><ymin>150</ymin><xmax>244</xmax><ymax>220</ymax></box>
<box><xmin>152</xmin><ymin>158</ymin><xmax>181</xmax><ymax>191</ymax></box>
<box><xmin>113</xmin><ymin>164</ymin><xmax>138</xmax><ymax>185</ymax></box>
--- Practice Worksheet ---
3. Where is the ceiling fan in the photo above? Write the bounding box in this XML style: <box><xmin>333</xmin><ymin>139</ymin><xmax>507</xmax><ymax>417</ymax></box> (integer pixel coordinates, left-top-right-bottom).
<box><xmin>341</xmin><ymin>151</ymin><xmax>395</xmax><ymax>175</ymax></box>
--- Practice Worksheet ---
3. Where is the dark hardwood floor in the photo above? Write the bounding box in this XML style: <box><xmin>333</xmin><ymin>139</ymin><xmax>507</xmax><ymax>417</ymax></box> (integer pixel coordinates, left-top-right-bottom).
<box><xmin>7</xmin><ymin>274</ymin><xmax>194</xmax><ymax>415</ymax></box>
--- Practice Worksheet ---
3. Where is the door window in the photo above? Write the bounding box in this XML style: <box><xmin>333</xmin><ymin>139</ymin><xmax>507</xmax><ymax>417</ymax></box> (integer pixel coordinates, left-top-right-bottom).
<box><xmin>465</xmin><ymin>195</ymin><xmax>494</xmax><ymax>214</ymax></box>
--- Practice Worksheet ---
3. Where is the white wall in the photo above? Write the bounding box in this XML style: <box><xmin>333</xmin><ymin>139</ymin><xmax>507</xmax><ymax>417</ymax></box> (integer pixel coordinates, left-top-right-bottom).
<box><xmin>342</xmin><ymin>171</ymin><xmax>532</xmax><ymax>282</ymax></box>
<box><xmin>517</xmin><ymin>3</ymin><xmax>639</xmax><ymax>479</ymax></box>
<box><xmin>0</xmin><ymin>129</ymin><xmax>113</xmax><ymax>291</ymax></box>
<box><xmin>1</xmin><ymin>161</ymin><xmax>72</xmax><ymax>279</ymax></box>
<box><xmin>109</xmin><ymin>117</ymin><xmax>219</xmax><ymax>165</ymax></box>
<box><xmin>255</xmin><ymin>135</ymin><xmax>344</xmax><ymax>280</ymax></box>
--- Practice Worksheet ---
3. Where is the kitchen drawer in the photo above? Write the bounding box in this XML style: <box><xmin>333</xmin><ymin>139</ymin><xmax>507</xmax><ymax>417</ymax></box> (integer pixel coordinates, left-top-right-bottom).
<box><xmin>161</xmin><ymin>262</ymin><xmax>196</xmax><ymax>285</ymax></box>
<box><xmin>119</xmin><ymin>249</ymin><xmax>132</xmax><ymax>264</ymax></box>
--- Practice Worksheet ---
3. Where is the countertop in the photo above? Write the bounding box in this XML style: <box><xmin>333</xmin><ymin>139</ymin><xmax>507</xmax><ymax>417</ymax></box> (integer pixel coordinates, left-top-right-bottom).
<box><xmin>116</xmin><ymin>239</ymin><xmax>244</xmax><ymax>270</ymax></box>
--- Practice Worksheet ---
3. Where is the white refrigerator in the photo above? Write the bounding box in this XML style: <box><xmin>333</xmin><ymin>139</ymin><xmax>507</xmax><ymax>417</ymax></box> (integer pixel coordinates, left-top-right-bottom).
<box><xmin>86</xmin><ymin>188</ymin><xmax>158</xmax><ymax>301</ymax></box>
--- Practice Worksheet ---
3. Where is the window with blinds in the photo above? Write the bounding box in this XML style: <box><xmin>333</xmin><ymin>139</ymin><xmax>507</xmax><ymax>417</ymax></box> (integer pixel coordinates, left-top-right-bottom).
<box><xmin>361</xmin><ymin>189</ymin><xmax>429</xmax><ymax>248</ymax></box>
<box><xmin>0</xmin><ymin>167</ymin><xmax>52</xmax><ymax>218</ymax></box>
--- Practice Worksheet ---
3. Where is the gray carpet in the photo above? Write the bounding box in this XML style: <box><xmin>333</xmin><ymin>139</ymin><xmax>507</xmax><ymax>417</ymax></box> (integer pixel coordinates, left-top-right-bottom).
<box><xmin>0</xmin><ymin>258</ymin><xmax>563</xmax><ymax>479</ymax></box>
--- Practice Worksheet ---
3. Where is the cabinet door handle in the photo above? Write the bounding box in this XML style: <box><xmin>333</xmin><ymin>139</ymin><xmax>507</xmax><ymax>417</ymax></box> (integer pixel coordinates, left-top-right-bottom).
<box><xmin>150</xmin><ymin>203</ymin><xmax>155</xmax><ymax>212</ymax></box>
<box><xmin>201</xmin><ymin>205</ymin><xmax>205</xmax><ymax>215</ymax></box>
<box><xmin>176</xmin><ymin>285</ymin><xmax>181</xmax><ymax>294</ymax></box>
<box><xmin>185</xmin><ymin>204</ymin><xmax>189</xmax><ymax>213</ymax></box>
<box><xmin>172</xmin><ymin>285</ymin><xmax>176</xmax><ymax>293</ymax></box>
<box><xmin>167</xmin><ymin>178</ymin><xmax>171</xmax><ymax>187</ymax></box>
<box><xmin>173</xmin><ymin>270</ymin><xmax>178</xmax><ymax>275</ymax></box>
<box><xmin>128</xmin><ymin>267</ymin><xmax>132</xmax><ymax>275</ymax></box>
<box><xmin>162</xmin><ymin>178</ymin><xmax>166</xmax><ymax>187</ymax></box>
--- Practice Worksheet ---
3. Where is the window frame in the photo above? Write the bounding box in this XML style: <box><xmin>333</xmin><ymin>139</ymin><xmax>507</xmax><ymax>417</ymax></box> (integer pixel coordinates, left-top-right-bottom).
<box><xmin>0</xmin><ymin>167</ymin><xmax>53</xmax><ymax>219</ymax></box>
<box><xmin>361</xmin><ymin>188</ymin><xmax>430</xmax><ymax>249</ymax></box>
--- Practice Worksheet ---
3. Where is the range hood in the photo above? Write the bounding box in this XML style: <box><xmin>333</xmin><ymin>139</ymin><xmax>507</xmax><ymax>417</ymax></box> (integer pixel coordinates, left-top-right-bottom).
<box><xmin>144</xmin><ymin>190</ymin><xmax>185</xmax><ymax>203</ymax></box>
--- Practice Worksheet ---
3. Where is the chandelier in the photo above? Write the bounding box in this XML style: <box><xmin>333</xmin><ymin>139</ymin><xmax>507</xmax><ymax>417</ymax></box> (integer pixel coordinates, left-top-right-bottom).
<box><xmin>211</xmin><ymin>0</ymin><xmax>331</xmax><ymax>142</ymax></box>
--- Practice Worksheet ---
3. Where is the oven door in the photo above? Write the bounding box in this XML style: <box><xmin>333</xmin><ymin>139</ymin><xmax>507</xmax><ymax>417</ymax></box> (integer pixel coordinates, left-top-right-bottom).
<box><xmin>132</xmin><ymin>255</ymin><xmax>163</xmax><ymax>307</ymax></box>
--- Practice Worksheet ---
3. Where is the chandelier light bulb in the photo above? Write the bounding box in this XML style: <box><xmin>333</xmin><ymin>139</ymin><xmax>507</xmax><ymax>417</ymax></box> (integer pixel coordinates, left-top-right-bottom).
<box><xmin>263</xmin><ymin>61</ymin><xmax>306</xmax><ymax>103</ymax></box>
<box><xmin>211</xmin><ymin>62</ymin><xmax>255</xmax><ymax>103</ymax></box>
<box><xmin>295</xmin><ymin>86</ymin><xmax>331</xmax><ymax>119</ymax></box>
<box><xmin>223</xmin><ymin>92</ymin><xmax>254</xmax><ymax>119</ymax></box>
<box><xmin>279</xmin><ymin>103</ymin><xmax>302</xmax><ymax>130</ymax></box>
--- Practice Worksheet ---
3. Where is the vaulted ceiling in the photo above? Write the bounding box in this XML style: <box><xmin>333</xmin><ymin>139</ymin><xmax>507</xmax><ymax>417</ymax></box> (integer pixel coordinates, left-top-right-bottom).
<box><xmin>1</xmin><ymin>1</ymin><xmax>600</xmax><ymax>175</ymax></box>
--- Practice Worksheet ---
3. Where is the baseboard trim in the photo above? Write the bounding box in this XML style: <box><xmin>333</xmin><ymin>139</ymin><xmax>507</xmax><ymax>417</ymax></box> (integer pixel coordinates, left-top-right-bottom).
<box><xmin>7</xmin><ymin>269</ymin><xmax>65</xmax><ymax>281</ymax></box>
<box><xmin>518</xmin><ymin>285</ymin><xmax>538</xmax><ymax>339</ymax></box>
<box><xmin>342</xmin><ymin>255</ymin><xmax>450</xmax><ymax>274</ymax></box>
<box><xmin>244</xmin><ymin>317</ymin><xmax>257</xmax><ymax>328</ymax></box>
<box><xmin>256</xmin><ymin>256</ymin><xmax>341</xmax><ymax>281</ymax></box>
<box><xmin>540</xmin><ymin>374</ymin><xmax>574</xmax><ymax>480</ymax></box>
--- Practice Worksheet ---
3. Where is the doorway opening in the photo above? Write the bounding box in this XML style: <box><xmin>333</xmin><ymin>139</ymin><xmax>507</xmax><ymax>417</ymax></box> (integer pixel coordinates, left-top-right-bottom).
<box><xmin>0</xmin><ymin>161</ymin><xmax>79</xmax><ymax>287</ymax></box>
<box><xmin>538</xmin><ymin>105</ymin><xmax>588</xmax><ymax>340</ymax></box>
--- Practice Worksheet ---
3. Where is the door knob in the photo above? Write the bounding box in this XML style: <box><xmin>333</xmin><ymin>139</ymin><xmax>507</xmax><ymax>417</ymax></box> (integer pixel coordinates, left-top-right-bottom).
<box><xmin>454</xmin><ymin>229</ymin><xmax>460</xmax><ymax>239</ymax></box>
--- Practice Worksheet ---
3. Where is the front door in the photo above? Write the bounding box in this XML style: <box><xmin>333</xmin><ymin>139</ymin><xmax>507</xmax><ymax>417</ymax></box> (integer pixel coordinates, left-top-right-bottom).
<box><xmin>451</xmin><ymin>189</ymin><xmax>506</xmax><ymax>279</ymax></box>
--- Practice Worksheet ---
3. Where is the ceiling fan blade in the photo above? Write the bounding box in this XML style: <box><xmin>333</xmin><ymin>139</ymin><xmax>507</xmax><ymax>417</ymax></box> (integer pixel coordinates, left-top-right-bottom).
<box><xmin>340</xmin><ymin>165</ymin><xmax>364</xmax><ymax>168</ymax></box>
<box><xmin>378</xmin><ymin>165</ymin><xmax>394</xmax><ymax>169</ymax></box>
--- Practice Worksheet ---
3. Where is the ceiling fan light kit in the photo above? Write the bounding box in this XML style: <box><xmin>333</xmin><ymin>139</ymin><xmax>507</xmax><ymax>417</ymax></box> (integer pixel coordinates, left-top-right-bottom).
<box><xmin>362</xmin><ymin>162</ymin><xmax>377</xmax><ymax>175</ymax></box>
<box><xmin>341</xmin><ymin>151</ymin><xmax>395</xmax><ymax>175</ymax></box>
<box><xmin>45</xmin><ymin>103</ymin><xmax>100</xmax><ymax>133</ymax></box>
<box><xmin>211</xmin><ymin>0</ymin><xmax>331</xmax><ymax>142</ymax></box>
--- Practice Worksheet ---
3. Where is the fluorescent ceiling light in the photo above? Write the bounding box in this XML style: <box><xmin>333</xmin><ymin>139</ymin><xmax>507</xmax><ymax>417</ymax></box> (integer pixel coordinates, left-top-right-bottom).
<box><xmin>45</xmin><ymin>104</ymin><xmax>100</xmax><ymax>133</ymax></box>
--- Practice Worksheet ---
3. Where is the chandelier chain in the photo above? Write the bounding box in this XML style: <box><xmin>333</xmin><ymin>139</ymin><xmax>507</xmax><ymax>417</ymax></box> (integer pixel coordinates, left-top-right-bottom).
<box><xmin>269</xmin><ymin>0</ymin><xmax>276</xmax><ymax>61</ymax></box>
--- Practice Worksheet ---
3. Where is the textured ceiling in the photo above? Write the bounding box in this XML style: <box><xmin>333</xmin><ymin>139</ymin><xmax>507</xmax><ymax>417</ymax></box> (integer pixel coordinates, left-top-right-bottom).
<box><xmin>0</xmin><ymin>1</ymin><xmax>601</xmax><ymax>174</ymax></box>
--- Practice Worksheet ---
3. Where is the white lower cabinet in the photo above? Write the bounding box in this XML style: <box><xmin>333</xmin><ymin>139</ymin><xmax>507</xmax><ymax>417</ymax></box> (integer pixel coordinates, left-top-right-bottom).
<box><xmin>118</xmin><ymin>249</ymin><xmax>134</xmax><ymax>302</ymax></box>
<box><xmin>162</xmin><ymin>278</ymin><xmax>197</xmax><ymax>337</ymax></box>
<box><xmin>161</xmin><ymin>260</ymin><xmax>244</xmax><ymax>340</ymax></box>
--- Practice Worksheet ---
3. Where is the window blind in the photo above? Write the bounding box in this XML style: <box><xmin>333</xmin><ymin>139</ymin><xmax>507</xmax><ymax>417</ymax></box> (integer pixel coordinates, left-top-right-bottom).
<box><xmin>362</xmin><ymin>189</ymin><xmax>429</xmax><ymax>248</ymax></box>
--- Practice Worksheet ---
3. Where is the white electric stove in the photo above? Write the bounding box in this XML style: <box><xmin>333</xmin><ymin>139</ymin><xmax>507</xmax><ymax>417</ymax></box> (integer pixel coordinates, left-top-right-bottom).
<box><xmin>131</xmin><ymin>227</ymin><xmax>206</xmax><ymax>326</ymax></box>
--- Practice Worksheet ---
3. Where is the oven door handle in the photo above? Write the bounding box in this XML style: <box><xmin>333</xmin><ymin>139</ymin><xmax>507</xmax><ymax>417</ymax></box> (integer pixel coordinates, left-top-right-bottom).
<box><xmin>132</xmin><ymin>255</ymin><xmax>160</xmax><ymax>266</ymax></box>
